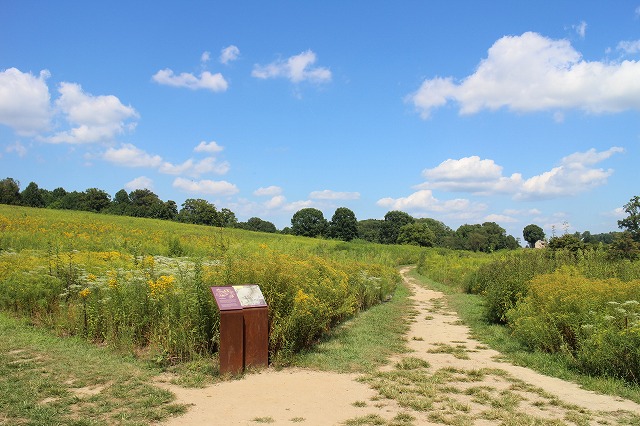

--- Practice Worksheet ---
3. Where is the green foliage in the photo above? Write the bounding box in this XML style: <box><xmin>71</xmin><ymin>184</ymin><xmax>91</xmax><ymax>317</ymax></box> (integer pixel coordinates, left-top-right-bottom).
<box><xmin>379</xmin><ymin>210</ymin><xmax>414</xmax><ymax>244</ymax></box>
<box><xmin>523</xmin><ymin>224</ymin><xmax>545</xmax><ymax>248</ymax></box>
<box><xmin>397</xmin><ymin>222</ymin><xmax>435</xmax><ymax>247</ymax></box>
<box><xmin>357</xmin><ymin>218</ymin><xmax>383</xmax><ymax>243</ymax></box>
<box><xmin>467</xmin><ymin>248</ymin><xmax>640</xmax><ymax>324</ymax></box>
<box><xmin>291</xmin><ymin>207</ymin><xmax>328</xmax><ymax>237</ymax></box>
<box><xmin>548</xmin><ymin>233</ymin><xmax>585</xmax><ymax>252</ymax></box>
<box><xmin>0</xmin><ymin>177</ymin><xmax>21</xmax><ymax>205</ymax></box>
<box><xmin>0</xmin><ymin>205</ymin><xmax>403</xmax><ymax>364</ymax></box>
<box><xmin>328</xmin><ymin>207</ymin><xmax>358</xmax><ymax>241</ymax></box>
<box><xmin>607</xmin><ymin>232</ymin><xmax>640</xmax><ymax>261</ymax></box>
<box><xmin>507</xmin><ymin>268</ymin><xmax>640</xmax><ymax>383</ymax></box>
<box><xmin>20</xmin><ymin>181</ymin><xmax>45</xmax><ymax>208</ymax></box>
<box><xmin>236</xmin><ymin>217</ymin><xmax>277</xmax><ymax>233</ymax></box>
<box><xmin>618</xmin><ymin>195</ymin><xmax>640</xmax><ymax>241</ymax></box>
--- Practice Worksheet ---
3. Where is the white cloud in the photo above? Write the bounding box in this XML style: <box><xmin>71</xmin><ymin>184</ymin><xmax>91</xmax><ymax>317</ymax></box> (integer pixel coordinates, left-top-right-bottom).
<box><xmin>220</xmin><ymin>45</ymin><xmax>240</xmax><ymax>64</ymax></box>
<box><xmin>617</xmin><ymin>40</ymin><xmax>640</xmax><ymax>55</ymax></box>
<box><xmin>408</xmin><ymin>32</ymin><xmax>640</xmax><ymax>118</ymax></box>
<box><xmin>504</xmin><ymin>208</ymin><xmax>542</xmax><ymax>216</ymax></box>
<box><xmin>636</xmin><ymin>6</ymin><xmax>640</xmax><ymax>18</ymax></box>
<box><xmin>377</xmin><ymin>189</ymin><xmax>485</xmax><ymax>215</ymax></box>
<box><xmin>484</xmin><ymin>214</ymin><xmax>518</xmax><ymax>223</ymax></box>
<box><xmin>159</xmin><ymin>157</ymin><xmax>230</xmax><ymax>177</ymax></box>
<box><xmin>201</xmin><ymin>51</ymin><xmax>211</xmax><ymax>63</ymax></box>
<box><xmin>194</xmin><ymin>140</ymin><xmax>224</xmax><ymax>153</ymax></box>
<box><xmin>254</xmin><ymin>186</ymin><xmax>283</xmax><ymax>196</ymax></box>
<box><xmin>125</xmin><ymin>176</ymin><xmax>154</xmax><ymax>191</ymax></box>
<box><xmin>309</xmin><ymin>189</ymin><xmax>360</xmax><ymax>200</ymax></box>
<box><xmin>265</xmin><ymin>195</ymin><xmax>286</xmax><ymax>209</ymax></box>
<box><xmin>420</xmin><ymin>156</ymin><xmax>522</xmax><ymax>195</ymax></box>
<box><xmin>516</xmin><ymin>147</ymin><xmax>624</xmax><ymax>200</ymax></box>
<box><xmin>573</xmin><ymin>21</ymin><xmax>587</xmax><ymax>38</ymax></box>
<box><xmin>49</xmin><ymin>82</ymin><xmax>139</xmax><ymax>144</ymax></box>
<box><xmin>415</xmin><ymin>147</ymin><xmax>622</xmax><ymax>202</ymax></box>
<box><xmin>172</xmin><ymin>177</ymin><xmax>239</xmax><ymax>196</ymax></box>
<box><xmin>152</xmin><ymin>69</ymin><xmax>228</xmax><ymax>92</ymax></box>
<box><xmin>6</xmin><ymin>141</ymin><xmax>27</xmax><ymax>157</ymax></box>
<box><xmin>282</xmin><ymin>199</ymin><xmax>315</xmax><ymax>212</ymax></box>
<box><xmin>0</xmin><ymin>68</ymin><xmax>52</xmax><ymax>135</ymax></box>
<box><xmin>252</xmin><ymin>50</ymin><xmax>332</xmax><ymax>84</ymax></box>
<box><xmin>103</xmin><ymin>143</ymin><xmax>163</xmax><ymax>168</ymax></box>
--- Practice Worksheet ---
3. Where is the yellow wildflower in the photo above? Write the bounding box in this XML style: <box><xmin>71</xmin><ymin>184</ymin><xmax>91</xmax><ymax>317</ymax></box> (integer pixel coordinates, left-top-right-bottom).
<box><xmin>79</xmin><ymin>288</ymin><xmax>91</xmax><ymax>298</ymax></box>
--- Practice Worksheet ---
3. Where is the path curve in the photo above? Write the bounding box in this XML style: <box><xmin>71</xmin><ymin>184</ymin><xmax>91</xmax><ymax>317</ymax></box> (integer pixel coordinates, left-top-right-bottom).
<box><xmin>155</xmin><ymin>266</ymin><xmax>640</xmax><ymax>425</ymax></box>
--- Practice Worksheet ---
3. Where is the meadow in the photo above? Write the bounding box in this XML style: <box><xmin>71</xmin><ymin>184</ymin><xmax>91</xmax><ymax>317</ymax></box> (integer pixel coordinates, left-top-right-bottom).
<box><xmin>2</xmin><ymin>204</ymin><xmax>639</xmax><ymax>388</ymax></box>
<box><xmin>0</xmin><ymin>205</ymin><xmax>421</xmax><ymax>365</ymax></box>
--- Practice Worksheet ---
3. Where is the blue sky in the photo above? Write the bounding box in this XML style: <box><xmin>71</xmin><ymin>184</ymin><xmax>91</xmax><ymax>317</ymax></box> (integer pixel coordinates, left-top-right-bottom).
<box><xmin>1</xmin><ymin>1</ymin><xmax>639</xmax><ymax>240</ymax></box>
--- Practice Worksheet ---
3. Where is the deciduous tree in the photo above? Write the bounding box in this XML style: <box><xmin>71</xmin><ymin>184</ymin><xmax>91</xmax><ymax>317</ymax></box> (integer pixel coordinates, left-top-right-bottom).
<box><xmin>328</xmin><ymin>207</ymin><xmax>358</xmax><ymax>241</ymax></box>
<box><xmin>291</xmin><ymin>208</ymin><xmax>327</xmax><ymax>237</ymax></box>
<box><xmin>523</xmin><ymin>224</ymin><xmax>545</xmax><ymax>248</ymax></box>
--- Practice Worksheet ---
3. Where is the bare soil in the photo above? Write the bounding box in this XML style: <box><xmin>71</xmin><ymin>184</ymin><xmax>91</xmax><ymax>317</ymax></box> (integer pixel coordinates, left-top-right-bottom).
<box><xmin>155</xmin><ymin>267</ymin><xmax>640</xmax><ymax>425</ymax></box>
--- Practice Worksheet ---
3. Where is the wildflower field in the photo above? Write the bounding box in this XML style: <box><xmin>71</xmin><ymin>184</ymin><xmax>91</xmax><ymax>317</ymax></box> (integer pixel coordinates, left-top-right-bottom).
<box><xmin>0</xmin><ymin>205</ymin><xmax>416</xmax><ymax>364</ymax></box>
<box><xmin>418</xmin><ymin>246</ymin><xmax>640</xmax><ymax>385</ymax></box>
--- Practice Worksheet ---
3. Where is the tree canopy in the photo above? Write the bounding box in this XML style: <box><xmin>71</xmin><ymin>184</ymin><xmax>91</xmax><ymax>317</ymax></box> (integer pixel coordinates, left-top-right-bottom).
<box><xmin>291</xmin><ymin>208</ymin><xmax>328</xmax><ymax>238</ymax></box>
<box><xmin>523</xmin><ymin>224</ymin><xmax>545</xmax><ymax>248</ymax></box>
<box><xmin>328</xmin><ymin>207</ymin><xmax>358</xmax><ymax>241</ymax></box>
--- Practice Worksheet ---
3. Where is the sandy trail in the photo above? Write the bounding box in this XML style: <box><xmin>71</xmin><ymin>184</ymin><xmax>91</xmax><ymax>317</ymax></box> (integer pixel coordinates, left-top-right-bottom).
<box><xmin>156</xmin><ymin>266</ymin><xmax>640</xmax><ymax>425</ymax></box>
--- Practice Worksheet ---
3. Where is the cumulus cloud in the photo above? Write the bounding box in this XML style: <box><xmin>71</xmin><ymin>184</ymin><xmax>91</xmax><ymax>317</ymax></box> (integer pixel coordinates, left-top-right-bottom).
<box><xmin>254</xmin><ymin>186</ymin><xmax>283</xmax><ymax>196</ymax></box>
<box><xmin>264</xmin><ymin>195</ymin><xmax>286</xmax><ymax>209</ymax></box>
<box><xmin>516</xmin><ymin>147</ymin><xmax>624</xmax><ymax>200</ymax></box>
<box><xmin>104</xmin><ymin>142</ymin><xmax>230</xmax><ymax>177</ymax></box>
<box><xmin>377</xmin><ymin>189</ymin><xmax>486</xmax><ymax>218</ymax></box>
<box><xmin>414</xmin><ymin>147</ymin><xmax>622</xmax><ymax>202</ymax></box>
<box><xmin>309</xmin><ymin>189</ymin><xmax>360</xmax><ymax>200</ymax></box>
<box><xmin>159</xmin><ymin>157</ymin><xmax>230</xmax><ymax>177</ymax></box>
<box><xmin>252</xmin><ymin>50</ymin><xmax>331</xmax><ymax>84</ymax></box>
<box><xmin>173</xmin><ymin>177</ymin><xmax>238</xmax><ymax>196</ymax></box>
<box><xmin>201</xmin><ymin>51</ymin><xmax>211</xmax><ymax>63</ymax></box>
<box><xmin>220</xmin><ymin>45</ymin><xmax>240</xmax><ymax>64</ymax></box>
<box><xmin>408</xmin><ymin>32</ymin><xmax>640</xmax><ymax>118</ymax></box>
<box><xmin>125</xmin><ymin>176</ymin><xmax>154</xmax><ymax>191</ymax></box>
<box><xmin>0</xmin><ymin>68</ymin><xmax>52</xmax><ymax>135</ymax></box>
<box><xmin>49</xmin><ymin>82</ymin><xmax>139</xmax><ymax>144</ymax></box>
<box><xmin>152</xmin><ymin>69</ymin><xmax>228</xmax><ymax>92</ymax></box>
<box><xmin>0</xmin><ymin>68</ymin><xmax>138</xmax><ymax>144</ymax></box>
<box><xmin>194</xmin><ymin>140</ymin><xmax>224</xmax><ymax>153</ymax></box>
<box><xmin>420</xmin><ymin>156</ymin><xmax>522</xmax><ymax>195</ymax></box>
<box><xmin>484</xmin><ymin>214</ymin><xmax>518</xmax><ymax>223</ymax></box>
<box><xmin>103</xmin><ymin>144</ymin><xmax>163</xmax><ymax>168</ymax></box>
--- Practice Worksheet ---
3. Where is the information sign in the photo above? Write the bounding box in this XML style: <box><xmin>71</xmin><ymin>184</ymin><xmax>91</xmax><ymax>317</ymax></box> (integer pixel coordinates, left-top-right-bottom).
<box><xmin>211</xmin><ymin>286</ymin><xmax>243</xmax><ymax>311</ymax></box>
<box><xmin>233</xmin><ymin>285</ymin><xmax>267</xmax><ymax>308</ymax></box>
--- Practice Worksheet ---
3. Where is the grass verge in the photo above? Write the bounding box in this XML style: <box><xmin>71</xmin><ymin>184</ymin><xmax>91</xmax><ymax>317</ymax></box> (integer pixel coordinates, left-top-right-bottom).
<box><xmin>291</xmin><ymin>278</ymin><xmax>413</xmax><ymax>372</ymax></box>
<box><xmin>0</xmin><ymin>312</ymin><xmax>186</xmax><ymax>425</ymax></box>
<box><xmin>407</xmin><ymin>268</ymin><xmax>640</xmax><ymax>405</ymax></box>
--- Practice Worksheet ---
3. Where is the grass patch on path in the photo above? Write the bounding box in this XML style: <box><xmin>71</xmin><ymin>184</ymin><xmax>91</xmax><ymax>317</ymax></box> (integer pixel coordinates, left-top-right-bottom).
<box><xmin>407</xmin><ymin>268</ymin><xmax>640</xmax><ymax>405</ymax></box>
<box><xmin>292</xmin><ymin>278</ymin><xmax>413</xmax><ymax>373</ymax></box>
<box><xmin>0</xmin><ymin>312</ymin><xmax>186</xmax><ymax>425</ymax></box>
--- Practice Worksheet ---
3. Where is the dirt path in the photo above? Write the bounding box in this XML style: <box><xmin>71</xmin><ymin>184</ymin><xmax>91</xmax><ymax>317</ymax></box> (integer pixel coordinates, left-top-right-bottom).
<box><xmin>155</xmin><ymin>266</ymin><xmax>640</xmax><ymax>425</ymax></box>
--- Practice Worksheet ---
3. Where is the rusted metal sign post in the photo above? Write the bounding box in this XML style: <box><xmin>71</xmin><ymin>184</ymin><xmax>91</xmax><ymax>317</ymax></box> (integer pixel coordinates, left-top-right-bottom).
<box><xmin>234</xmin><ymin>285</ymin><xmax>269</xmax><ymax>369</ymax></box>
<box><xmin>211</xmin><ymin>285</ymin><xmax>269</xmax><ymax>375</ymax></box>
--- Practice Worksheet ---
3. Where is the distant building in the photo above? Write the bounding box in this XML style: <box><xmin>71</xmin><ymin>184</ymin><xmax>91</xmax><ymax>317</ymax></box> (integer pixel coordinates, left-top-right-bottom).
<box><xmin>534</xmin><ymin>240</ymin><xmax>547</xmax><ymax>249</ymax></box>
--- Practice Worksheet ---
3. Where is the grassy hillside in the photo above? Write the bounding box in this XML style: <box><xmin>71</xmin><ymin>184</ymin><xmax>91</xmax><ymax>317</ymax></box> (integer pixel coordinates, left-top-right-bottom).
<box><xmin>0</xmin><ymin>205</ymin><xmax>424</xmax><ymax>363</ymax></box>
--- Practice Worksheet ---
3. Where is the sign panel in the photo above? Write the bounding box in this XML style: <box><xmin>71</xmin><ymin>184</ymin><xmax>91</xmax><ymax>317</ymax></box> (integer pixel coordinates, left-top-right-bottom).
<box><xmin>233</xmin><ymin>285</ymin><xmax>267</xmax><ymax>308</ymax></box>
<box><xmin>211</xmin><ymin>286</ymin><xmax>243</xmax><ymax>311</ymax></box>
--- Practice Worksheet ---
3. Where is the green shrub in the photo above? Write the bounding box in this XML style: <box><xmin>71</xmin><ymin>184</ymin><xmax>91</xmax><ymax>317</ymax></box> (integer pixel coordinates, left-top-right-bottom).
<box><xmin>507</xmin><ymin>267</ymin><xmax>640</xmax><ymax>384</ymax></box>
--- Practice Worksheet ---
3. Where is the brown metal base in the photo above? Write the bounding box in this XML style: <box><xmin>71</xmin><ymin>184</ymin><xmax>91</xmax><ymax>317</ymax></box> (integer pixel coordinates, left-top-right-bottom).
<box><xmin>219</xmin><ymin>309</ymin><xmax>244</xmax><ymax>375</ymax></box>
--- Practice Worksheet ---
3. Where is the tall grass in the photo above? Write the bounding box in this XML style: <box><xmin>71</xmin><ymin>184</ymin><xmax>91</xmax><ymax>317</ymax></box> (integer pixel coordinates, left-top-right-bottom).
<box><xmin>0</xmin><ymin>205</ymin><xmax>414</xmax><ymax>364</ymax></box>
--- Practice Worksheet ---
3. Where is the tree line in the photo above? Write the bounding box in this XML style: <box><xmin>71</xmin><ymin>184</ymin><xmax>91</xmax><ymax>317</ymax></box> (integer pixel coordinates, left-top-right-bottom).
<box><xmin>0</xmin><ymin>177</ymin><xmax>523</xmax><ymax>251</ymax></box>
